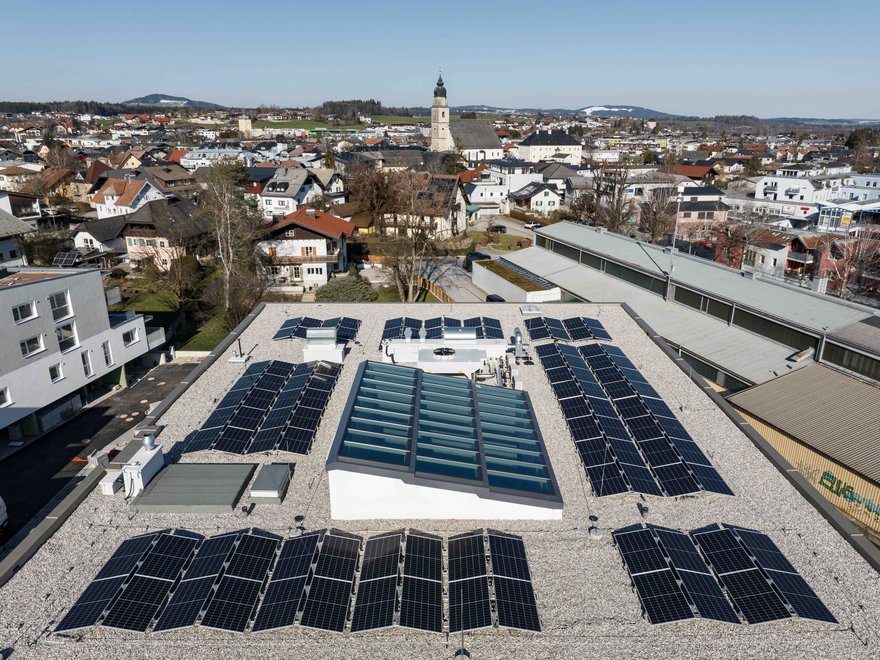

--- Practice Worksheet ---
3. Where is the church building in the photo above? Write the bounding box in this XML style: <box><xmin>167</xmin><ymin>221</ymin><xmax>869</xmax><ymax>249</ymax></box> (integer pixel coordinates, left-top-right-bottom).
<box><xmin>430</xmin><ymin>75</ymin><xmax>503</xmax><ymax>163</ymax></box>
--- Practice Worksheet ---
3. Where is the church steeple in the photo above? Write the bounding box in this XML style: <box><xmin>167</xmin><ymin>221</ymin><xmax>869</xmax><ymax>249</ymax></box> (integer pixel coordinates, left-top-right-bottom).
<box><xmin>434</xmin><ymin>74</ymin><xmax>446</xmax><ymax>99</ymax></box>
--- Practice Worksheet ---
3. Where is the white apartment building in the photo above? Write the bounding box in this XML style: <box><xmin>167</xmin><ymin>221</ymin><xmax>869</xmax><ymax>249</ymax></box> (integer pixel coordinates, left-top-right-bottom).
<box><xmin>517</xmin><ymin>130</ymin><xmax>582</xmax><ymax>165</ymax></box>
<box><xmin>727</xmin><ymin>163</ymin><xmax>854</xmax><ymax>219</ymax></box>
<box><xmin>179</xmin><ymin>147</ymin><xmax>254</xmax><ymax>170</ymax></box>
<box><xmin>0</xmin><ymin>268</ymin><xmax>159</xmax><ymax>441</ymax></box>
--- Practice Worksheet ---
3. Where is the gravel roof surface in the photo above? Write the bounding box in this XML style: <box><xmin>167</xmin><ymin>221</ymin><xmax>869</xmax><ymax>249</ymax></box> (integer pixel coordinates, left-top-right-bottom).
<box><xmin>1</xmin><ymin>302</ymin><xmax>878</xmax><ymax>659</ymax></box>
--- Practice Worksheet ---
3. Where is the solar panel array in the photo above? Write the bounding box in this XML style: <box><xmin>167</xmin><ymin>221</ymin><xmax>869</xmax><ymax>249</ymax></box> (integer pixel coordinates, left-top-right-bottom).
<box><xmin>273</xmin><ymin>316</ymin><xmax>360</xmax><ymax>342</ymax></box>
<box><xmin>613</xmin><ymin>524</ymin><xmax>836</xmax><ymax>626</ymax></box>
<box><xmin>184</xmin><ymin>360</ymin><xmax>340</xmax><ymax>455</ymax></box>
<box><xmin>535</xmin><ymin>342</ymin><xmax>730</xmax><ymax>498</ymax></box>
<box><xmin>52</xmin><ymin>250</ymin><xmax>81</xmax><ymax>266</ymax></box>
<box><xmin>334</xmin><ymin>361</ymin><xmax>561</xmax><ymax>502</ymax></box>
<box><xmin>523</xmin><ymin>316</ymin><xmax>612</xmax><ymax>342</ymax></box>
<box><xmin>380</xmin><ymin>316</ymin><xmax>505</xmax><ymax>344</ymax></box>
<box><xmin>56</xmin><ymin>528</ymin><xmax>540</xmax><ymax>636</ymax></box>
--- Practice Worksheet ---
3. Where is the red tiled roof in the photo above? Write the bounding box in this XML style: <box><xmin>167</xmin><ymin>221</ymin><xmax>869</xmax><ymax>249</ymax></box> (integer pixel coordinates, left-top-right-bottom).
<box><xmin>92</xmin><ymin>178</ymin><xmax>147</xmax><ymax>207</ymax></box>
<box><xmin>458</xmin><ymin>163</ymin><xmax>487</xmax><ymax>183</ymax></box>
<box><xmin>167</xmin><ymin>149</ymin><xmax>189</xmax><ymax>163</ymax></box>
<box><xmin>672</xmin><ymin>164</ymin><xmax>717</xmax><ymax>178</ymax></box>
<box><xmin>270</xmin><ymin>207</ymin><xmax>355</xmax><ymax>239</ymax></box>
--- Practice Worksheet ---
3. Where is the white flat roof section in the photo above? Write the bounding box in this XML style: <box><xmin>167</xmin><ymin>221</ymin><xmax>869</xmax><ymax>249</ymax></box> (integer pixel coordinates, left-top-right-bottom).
<box><xmin>0</xmin><ymin>303</ymin><xmax>878</xmax><ymax>658</ymax></box>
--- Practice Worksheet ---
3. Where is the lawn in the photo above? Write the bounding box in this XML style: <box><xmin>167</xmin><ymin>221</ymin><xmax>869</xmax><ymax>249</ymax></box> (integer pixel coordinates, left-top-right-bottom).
<box><xmin>252</xmin><ymin>119</ymin><xmax>361</xmax><ymax>130</ymax></box>
<box><xmin>374</xmin><ymin>286</ymin><xmax>441</xmax><ymax>302</ymax></box>
<box><xmin>178</xmin><ymin>314</ymin><xmax>228</xmax><ymax>351</ymax></box>
<box><xmin>466</xmin><ymin>231</ymin><xmax>532</xmax><ymax>252</ymax></box>
<box><xmin>371</xmin><ymin>115</ymin><xmax>430</xmax><ymax>125</ymax></box>
<box><xmin>108</xmin><ymin>290</ymin><xmax>179</xmax><ymax>331</ymax></box>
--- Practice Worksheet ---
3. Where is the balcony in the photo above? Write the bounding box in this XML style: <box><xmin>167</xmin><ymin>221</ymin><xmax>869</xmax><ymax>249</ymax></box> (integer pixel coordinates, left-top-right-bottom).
<box><xmin>266</xmin><ymin>252</ymin><xmax>341</xmax><ymax>265</ymax></box>
<box><xmin>146</xmin><ymin>327</ymin><xmax>166</xmax><ymax>350</ymax></box>
<box><xmin>786</xmin><ymin>252</ymin><xmax>814</xmax><ymax>264</ymax></box>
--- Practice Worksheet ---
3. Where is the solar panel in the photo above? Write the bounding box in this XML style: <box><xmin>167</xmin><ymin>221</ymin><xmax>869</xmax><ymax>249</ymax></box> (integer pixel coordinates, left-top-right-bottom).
<box><xmin>153</xmin><ymin>533</ymin><xmax>238</xmax><ymax>632</ymax></box>
<box><xmin>52</xmin><ymin>250</ymin><xmax>80</xmax><ymax>267</ymax></box>
<box><xmin>653</xmin><ymin>528</ymin><xmax>739</xmax><ymax>624</ymax></box>
<box><xmin>252</xmin><ymin>532</ymin><xmax>322</xmax><ymax>632</ymax></box>
<box><xmin>447</xmin><ymin>532</ymin><xmax>492</xmax><ymax>633</ymax></box>
<box><xmin>299</xmin><ymin>532</ymin><xmax>361</xmax><ymax>632</ymax></box>
<box><xmin>102</xmin><ymin>533</ymin><xmax>201</xmax><ymax>632</ymax></box>
<box><xmin>728</xmin><ymin>527</ymin><xmax>836</xmax><ymax>623</ymax></box>
<box><xmin>350</xmin><ymin>533</ymin><xmax>402</xmax><ymax>632</ymax></box>
<box><xmin>273</xmin><ymin>316</ymin><xmax>360</xmax><ymax>342</ymax></box>
<box><xmin>399</xmin><ymin>532</ymin><xmax>443</xmax><ymax>632</ymax></box>
<box><xmin>55</xmin><ymin>533</ymin><xmax>159</xmax><ymax>632</ymax></box>
<box><xmin>200</xmin><ymin>532</ymin><xmax>281</xmax><ymax>633</ymax></box>
<box><xmin>613</xmin><ymin>528</ymin><xmax>694</xmax><ymax>625</ymax></box>
<box><xmin>691</xmin><ymin>527</ymin><xmax>791</xmax><ymax>625</ymax></box>
<box><xmin>488</xmin><ymin>533</ymin><xmax>540</xmax><ymax>631</ymax></box>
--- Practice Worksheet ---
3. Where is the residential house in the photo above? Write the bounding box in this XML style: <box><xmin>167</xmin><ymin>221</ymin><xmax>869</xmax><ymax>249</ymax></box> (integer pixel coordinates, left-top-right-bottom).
<box><xmin>332</xmin><ymin>201</ymin><xmax>375</xmax><ymax>235</ymax></box>
<box><xmin>179</xmin><ymin>146</ymin><xmax>254</xmax><ymax>170</ymax></box>
<box><xmin>671</xmin><ymin>163</ymin><xmax>721</xmax><ymax>184</ymax></box>
<box><xmin>0</xmin><ymin>209</ymin><xmax>32</xmax><ymax>267</ymax></box>
<box><xmin>383</xmin><ymin>174</ymin><xmax>468</xmax><ymax>238</ymax></box>
<box><xmin>741</xmin><ymin>227</ymin><xmax>791</xmax><ymax>278</ymax></box>
<box><xmin>510</xmin><ymin>182</ymin><xmax>562</xmax><ymax>216</ymax></box>
<box><xmin>122</xmin><ymin>198</ymin><xmax>209</xmax><ymax>271</ymax></box>
<box><xmin>72</xmin><ymin>215</ymin><xmax>128</xmax><ymax>268</ymax></box>
<box><xmin>0</xmin><ymin>191</ymin><xmax>41</xmax><ymax>224</ymax></box>
<box><xmin>257</xmin><ymin>207</ymin><xmax>355</xmax><ymax>289</ymax></box>
<box><xmin>258</xmin><ymin>167</ymin><xmax>341</xmax><ymax>221</ymax></box>
<box><xmin>675</xmin><ymin>186</ymin><xmax>730</xmax><ymax>234</ymax></box>
<box><xmin>91</xmin><ymin>177</ymin><xmax>164</xmax><ymax>218</ymax></box>
<box><xmin>69</xmin><ymin>160</ymin><xmax>110</xmax><ymax>204</ymax></box>
<box><xmin>0</xmin><ymin>164</ymin><xmax>41</xmax><ymax>192</ymax></box>
<box><xmin>517</xmin><ymin>130</ymin><xmax>582</xmax><ymax>165</ymax></box>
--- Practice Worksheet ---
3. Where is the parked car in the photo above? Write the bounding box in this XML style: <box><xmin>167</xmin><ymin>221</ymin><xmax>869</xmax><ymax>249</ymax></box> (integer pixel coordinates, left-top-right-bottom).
<box><xmin>485</xmin><ymin>294</ymin><xmax>505</xmax><ymax>302</ymax></box>
<box><xmin>464</xmin><ymin>251</ymin><xmax>491</xmax><ymax>272</ymax></box>
<box><xmin>488</xmin><ymin>224</ymin><xmax>507</xmax><ymax>233</ymax></box>
<box><xmin>524</xmin><ymin>221</ymin><xmax>541</xmax><ymax>230</ymax></box>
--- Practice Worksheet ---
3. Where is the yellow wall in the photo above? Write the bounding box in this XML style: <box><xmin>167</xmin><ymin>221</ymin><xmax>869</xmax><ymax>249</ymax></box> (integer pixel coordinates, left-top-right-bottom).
<box><xmin>736</xmin><ymin>408</ymin><xmax>880</xmax><ymax>540</ymax></box>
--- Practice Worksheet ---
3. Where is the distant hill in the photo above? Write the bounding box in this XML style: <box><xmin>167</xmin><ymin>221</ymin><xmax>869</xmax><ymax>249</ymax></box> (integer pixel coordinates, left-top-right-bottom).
<box><xmin>578</xmin><ymin>105</ymin><xmax>686</xmax><ymax>119</ymax></box>
<box><xmin>121</xmin><ymin>93</ymin><xmax>225</xmax><ymax>109</ymax></box>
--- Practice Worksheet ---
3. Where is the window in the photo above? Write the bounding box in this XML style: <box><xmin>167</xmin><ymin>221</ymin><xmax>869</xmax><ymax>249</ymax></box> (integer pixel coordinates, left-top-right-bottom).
<box><xmin>12</xmin><ymin>301</ymin><xmax>37</xmax><ymax>323</ymax></box>
<box><xmin>123</xmin><ymin>329</ymin><xmax>139</xmax><ymax>345</ymax></box>
<box><xmin>159</xmin><ymin>240</ymin><xmax>166</xmax><ymax>247</ymax></box>
<box><xmin>772</xmin><ymin>258</ymin><xmax>778</xmax><ymax>267</ymax></box>
<box><xmin>20</xmin><ymin>335</ymin><xmax>44</xmax><ymax>358</ymax></box>
<box><xmin>306</xmin><ymin>266</ymin><xmax>321</xmax><ymax>275</ymax></box>
<box><xmin>81</xmin><ymin>350</ymin><xmax>93</xmax><ymax>377</ymax></box>
<box><xmin>56</xmin><ymin>322</ymin><xmax>77</xmax><ymax>352</ymax></box>
<box><xmin>49</xmin><ymin>363</ymin><xmax>63</xmax><ymax>382</ymax></box>
<box><xmin>48</xmin><ymin>291</ymin><xmax>71</xmax><ymax>320</ymax></box>
<box><xmin>303</xmin><ymin>246</ymin><xmax>316</xmax><ymax>257</ymax></box>
<box><xmin>102</xmin><ymin>340</ymin><xmax>113</xmax><ymax>367</ymax></box>
<box><xmin>161</xmin><ymin>258</ymin><xmax>168</xmax><ymax>266</ymax></box>
<box><xmin>0</xmin><ymin>387</ymin><xmax>9</xmax><ymax>407</ymax></box>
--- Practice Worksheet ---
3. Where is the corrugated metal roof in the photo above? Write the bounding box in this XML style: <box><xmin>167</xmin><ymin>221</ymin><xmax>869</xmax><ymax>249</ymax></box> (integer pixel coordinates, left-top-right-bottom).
<box><xmin>728</xmin><ymin>364</ymin><xmax>880</xmax><ymax>483</ymax></box>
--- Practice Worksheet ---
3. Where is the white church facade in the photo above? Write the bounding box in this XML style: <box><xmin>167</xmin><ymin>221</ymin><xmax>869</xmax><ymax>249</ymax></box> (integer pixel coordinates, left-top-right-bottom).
<box><xmin>429</xmin><ymin>75</ymin><xmax>503</xmax><ymax>163</ymax></box>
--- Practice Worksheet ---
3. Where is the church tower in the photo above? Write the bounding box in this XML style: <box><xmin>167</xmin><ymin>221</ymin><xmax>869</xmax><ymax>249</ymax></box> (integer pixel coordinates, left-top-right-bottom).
<box><xmin>430</xmin><ymin>74</ymin><xmax>453</xmax><ymax>152</ymax></box>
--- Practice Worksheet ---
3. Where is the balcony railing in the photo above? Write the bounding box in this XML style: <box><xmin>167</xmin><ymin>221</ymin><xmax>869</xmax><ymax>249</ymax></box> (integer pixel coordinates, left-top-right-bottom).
<box><xmin>267</xmin><ymin>252</ymin><xmax>340</xmax><ymax>265</ymax></box>
<box><xmin>786</xmin><ymin>252</ymin><xmax>814</xmax><ymax>264</ymax></box>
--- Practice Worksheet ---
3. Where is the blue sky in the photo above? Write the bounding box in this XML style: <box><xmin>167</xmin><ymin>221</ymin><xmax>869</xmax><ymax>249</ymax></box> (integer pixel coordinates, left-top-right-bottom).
<box><xmin>1</xmin><ymin>0</ymin><xmax>877</xmax><ymax>117</ymax></box>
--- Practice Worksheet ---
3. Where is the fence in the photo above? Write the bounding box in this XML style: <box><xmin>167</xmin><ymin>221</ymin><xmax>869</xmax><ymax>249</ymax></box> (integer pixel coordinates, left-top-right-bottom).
<box><xmin>420</xmin><ymin>277</ymin><xmax>453</xmax><ymax>303</ymax></box>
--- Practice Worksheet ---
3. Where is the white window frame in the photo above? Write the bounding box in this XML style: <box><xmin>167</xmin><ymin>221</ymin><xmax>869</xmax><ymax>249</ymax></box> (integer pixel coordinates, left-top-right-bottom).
<box><xmin>123</xmin><ymin>328</ymin><xmax>139</xmax><ymax>346</ymax></box>
<box><xmin>12</xmin><ymin>300</ymin><xmax>37</xmax><ymax>324</ymax></box>
<box><xmin>48</xmin><ymin>290</ymin><xmax>72</xmax><ymax>321</ymax></box>
<box><xmin>102</xmin><ymin>340</ymin><xmax>113</xmax><ymax>367</ymax></box>
<box><xmin>0</xmin><ymin>387</ymin><xmax>10</xmax><ymax>407</ymax></box>
<box><xmin>20</xmin><ymin>334</ymin><xmax>44</xmax><ymax>358</ymax></box>
<box><xmin>56</xmin><ymin>321</ymin><xmax>78</xmax><ymax>353</ymax></box>
<box><xmin>81</xmin><ymin>350</ymin><xmax>93</xmax><ymax>378</ymax></box>
<box><xmin>49</xmin><ymin>363</ymin><xmax>64</xmax><ymax>382</ymax></box>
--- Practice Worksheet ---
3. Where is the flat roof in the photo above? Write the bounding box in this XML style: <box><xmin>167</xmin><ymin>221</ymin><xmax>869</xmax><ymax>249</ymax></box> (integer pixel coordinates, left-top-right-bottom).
<box><xmin>1</xmin><ymin>303</ymin><xmax>878</xmax><ymax>656</ymax></box>
<box><xmin>535</xmin><ymin>222</ymin><xmax>875</xmax><ymax>335</ymax></box>
<box><xmin>132</xmin><ymin>464</ymin><xmax>256</xmax><ymax>514</ymax></box>
<box><xmin>0</xmin><ymin>267</ymin><xmax>94</xmax><ymax>288</ymax></box>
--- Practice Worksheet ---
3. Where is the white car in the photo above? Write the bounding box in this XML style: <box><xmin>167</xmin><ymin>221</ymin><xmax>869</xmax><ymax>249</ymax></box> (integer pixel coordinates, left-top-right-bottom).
<box><xmin>524</xmin><ymin>222</ymin><xmax>541</xmax><ymax>230</ymax></box>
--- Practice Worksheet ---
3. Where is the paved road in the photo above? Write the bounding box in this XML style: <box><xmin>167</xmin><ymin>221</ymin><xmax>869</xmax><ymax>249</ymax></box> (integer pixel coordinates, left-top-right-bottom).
<box><xmin>470</xmin><ymin>214</ymin><xmax>535</xmax><ymax>239</ymax></box>
<box><xmin>0</xmin><ymin>362</ymin><xmax>197</xmax><ymax>545</ymax></box>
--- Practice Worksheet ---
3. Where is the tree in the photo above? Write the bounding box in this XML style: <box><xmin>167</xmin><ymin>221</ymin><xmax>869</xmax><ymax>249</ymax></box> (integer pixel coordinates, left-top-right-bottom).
<box><xmin>314</xmin><ymin>275</ymin><xmax>378</xmax><ymax>302</ymax></box>
<box><xmin>745</xmin><ymin>154</ymin><xmax>762</xmax><ymax>176</ymax></box>
<box><xmin>20</xmin><ymin>228</ymin><xmax>71</xmax><ymax>265</ymax></box>
<box><xmin>346</xmin><ymin>161</ymin><xmax>398</xmax><ymax>230</ymax></box>
<box><xmin>322</xmin><ymin>146</ymin><xmax>336</xmax><ymax>169</ymax></box>
<box><xmin>715</xmin><ymin>223</ymin><xmax>756</xmax><ymax>269</ymax></box>
<box><xmin>583</xmin><ymin>162</ymin><xmax>636</xmax><ymax>234</ymax></box>
<box><xmin>202</xmin><ymin>268</ymin><xmax>268</xmax><ymax>329</ymax></box>
<box><xmin>445</xmin><ymin>140</ymin><xmax>467</xmax><ymax>175</ymax></box>
<box><xmin>198</xmin><ymin>158</ymin><xmax>265</xmax><ymax>318</ymax></box>
<box><xmin>376</xmin><ymin>171</ymin><xmax>443</xmax><ymax>302</ymax></box>
<box><xmin>639</xmin><ymin>181</ymin><xmax>678</xmax><ymax>243</ymax></box>
<box><xmin>826</xmin><ymin>236</ymin><xmax>880</xmax><ymax>299</ymax></box>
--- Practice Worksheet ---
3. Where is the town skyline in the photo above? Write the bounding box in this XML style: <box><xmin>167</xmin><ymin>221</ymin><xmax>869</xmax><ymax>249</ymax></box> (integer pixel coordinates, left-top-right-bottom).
<box><xmin>2</xmin><ymin>0</ymin><xmax>878</xmax><ymax>117</ymax></box>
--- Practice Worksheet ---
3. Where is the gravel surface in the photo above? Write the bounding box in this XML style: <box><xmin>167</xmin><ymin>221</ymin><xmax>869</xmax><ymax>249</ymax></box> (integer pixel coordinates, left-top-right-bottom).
<box><xmin>1</xmin><ymin>302</ymin><xmax>878</xmax><ymax>659</ymax></box>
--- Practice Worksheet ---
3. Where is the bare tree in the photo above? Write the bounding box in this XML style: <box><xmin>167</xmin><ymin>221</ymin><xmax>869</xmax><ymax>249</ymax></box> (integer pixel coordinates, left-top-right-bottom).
<box><xmin>346</xmin><ymin>161</ymin><xmax>398</xmax><ymax>231</ymax></box>
<box><xmin>715</xmin><ymin>223</ymin><xmax>757</xmax><ymax>269</ymax></box>
<box><xmin>377</xmin><ymin>172</ymin><xmax>444</xmax><ymax>302</ymax></box>
<box><xmin>585</xmin><ymin>162</ymin><xmax>637</xmax><ymax>234</ymax></box>
<box><xmin>199</xmin><ymin>158</ymin><xmax>265</xmax><ymax>315</ymax></box>
<box><xmin>639</xmin><ymin>178</ymin><xmax>678</xmax><ymax>243</ymax></box>
<box><xmin>826</xmin><ymin>236</ymin><xmax>880</xmax><ymax>299</ymax></box>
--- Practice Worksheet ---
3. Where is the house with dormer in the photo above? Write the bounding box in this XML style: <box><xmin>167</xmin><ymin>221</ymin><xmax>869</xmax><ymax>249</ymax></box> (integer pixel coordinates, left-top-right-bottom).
<box><xmin>91</xmin><ymin>176</ymin><xmax>164</xmax><ymax>218</ymax></box>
